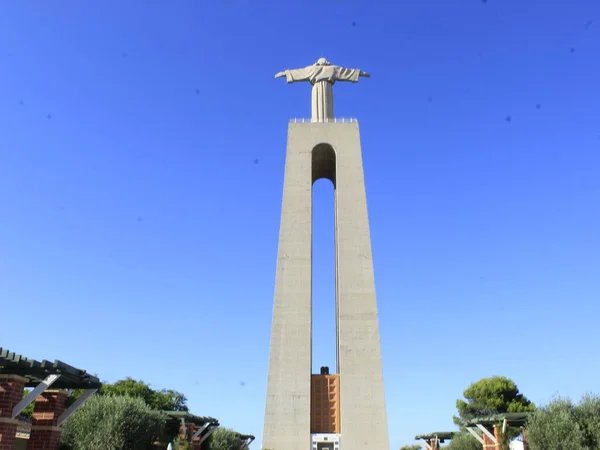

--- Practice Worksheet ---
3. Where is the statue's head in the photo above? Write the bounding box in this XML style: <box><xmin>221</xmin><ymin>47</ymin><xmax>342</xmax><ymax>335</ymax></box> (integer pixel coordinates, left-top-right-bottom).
<box><xmin>315</xmin><ymin>57</ymin><xmax>331</xmax><ymax>66</ymax></box>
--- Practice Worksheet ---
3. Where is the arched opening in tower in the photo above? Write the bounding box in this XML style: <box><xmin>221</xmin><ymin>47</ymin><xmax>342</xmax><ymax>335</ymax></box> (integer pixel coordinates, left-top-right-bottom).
<box><xmin>311</xmin><ymin>143</ymin><xmax>341</xmax><ymax>435</ymax></box>
<box><xmin>312</xmin><ymin>143</ymin><xmax>337</xmax><ymax>375</ymax></box>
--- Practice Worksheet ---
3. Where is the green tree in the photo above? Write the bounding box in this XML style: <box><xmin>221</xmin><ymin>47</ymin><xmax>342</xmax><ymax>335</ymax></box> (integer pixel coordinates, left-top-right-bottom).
<box><xmin>454</xmin><ymin>376</ymin><xmax>535</xmax><ymax>427</ymax></box>
<box><xmin>204</xmin><ymin>428</ymin><xmax>244</xmax><ymax>450</ymax></box>
<box><xmin>574</xmin><ymin>393</ymin><xmax>600</xmax><ymax>448</ymax></box>
<box><xmin>527</xmin><ymin>394</ymin><xmax>600</xmax><ymax>450</ymax></box>
<box><xmin>400</xmin><ymin>445</ymin><xmax>422</xmax><ymax>450</ymax></box>
<box><xmin>100</xmin><ymin>377</ymin><xmax>188</xmax><ymax>411</ymax></box>
<box><xmin>20</xmin><ymin>389</ymin><xmax>34</xmax><ymax>419</ymax></box>
<box><xmin>150</xmin><ymin>388</ymin><xmax>188</xmax><ymax>411</ymax></box>
<box><xmin>444</xmin><ymin>432</ymin><xmax>480</xmax><ymax>450</ymax></box>
<box><xmin>60</xmin><ymin>394</ymin><xmax>166</xmax><ymax>450</ymax></box>
<box><xmin>100</xmin><ymin>378</ymin><xmax>153</xmax><ymax>402</ymax></box>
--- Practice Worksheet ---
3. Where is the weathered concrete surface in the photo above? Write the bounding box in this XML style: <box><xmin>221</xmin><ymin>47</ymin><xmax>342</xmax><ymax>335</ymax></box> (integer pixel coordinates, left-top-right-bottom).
<box><xmin>263</xmin><ymin>122</ymin><xmax>389</xmax><ymax>450</ymax></box>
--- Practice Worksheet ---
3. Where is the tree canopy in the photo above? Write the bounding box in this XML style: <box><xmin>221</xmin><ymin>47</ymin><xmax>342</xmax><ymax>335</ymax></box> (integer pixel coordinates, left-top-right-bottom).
<box><xmin>399</xmin><ymin>445</ymin><xmax>422</xmax><ymax>450</ymax></box>
<box><xmin>454</xmin><ymin>376</ymin><xmax>535</xmax><ymax>427</ymax></box>
<box><xmin>411</xmin><ymin>376</ymin><xmax>600</xmax><ymax>450</ymax></box>
<box><xmin>526</xmin><ymin>394</ymin><xmax>600</xmax><ymax>450</ymax></box>
<box><xmin>99</xmin><ymin>377</ymin><xmax>188</xmax><ymax>412</ymax></box>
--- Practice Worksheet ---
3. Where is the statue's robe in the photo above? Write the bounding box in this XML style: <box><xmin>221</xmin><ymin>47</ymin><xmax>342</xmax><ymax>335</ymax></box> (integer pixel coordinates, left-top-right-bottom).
<box><xmin>283</xmin><ymin>65</ymin><xmax>362</xmax><ymax>122</ymax></box>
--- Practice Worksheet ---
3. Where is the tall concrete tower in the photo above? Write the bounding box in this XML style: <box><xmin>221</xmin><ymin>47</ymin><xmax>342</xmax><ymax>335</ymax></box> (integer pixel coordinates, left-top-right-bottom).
<box><xmin>263</xmin><ymin>58</ymin><xmax>389</xmax><ymax>450</ymax></box>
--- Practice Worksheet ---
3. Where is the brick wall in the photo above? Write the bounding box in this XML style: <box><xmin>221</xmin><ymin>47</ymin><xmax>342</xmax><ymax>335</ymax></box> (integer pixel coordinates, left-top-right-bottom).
<box><xmin>27</xmin><ymin>390</ymin><xmax>67</xmax><ymax>450</ymax></box>
<box><xmin>481</xmin><ymin>425</ymin><xmax>501</xmax><ymax>450</ymax></box>
<box><xmin>427</xmin><ymin>438</ymin><xmax>440</xmax><ymax>449</ymax></box>
<box><xmin>310</xmin><ymin>374</ymin><xmax>340</xmax><ymax>434</ymax></box>
<box><xmin>0</xmin><ymin>375</ymin><xmax>26</xmax><ymax>450</ymax></box>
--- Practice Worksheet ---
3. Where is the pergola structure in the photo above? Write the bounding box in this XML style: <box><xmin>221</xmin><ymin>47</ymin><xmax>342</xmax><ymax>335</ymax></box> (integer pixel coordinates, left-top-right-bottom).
<box><xmin>167</xmin><ymin>412</ymin><xmax>254</xmax><ymax>450</ymax></box>
<box><xmin>464</xmin><ymin>412</ymin><xmax>530</xmax><ymax>450</ymax></box>
<box><xmin>414</xmin><ymin>431</ymin><xmax>456</xmax><ymax>450</ymax></box>
<box><xmin>235</xmin><ymin>433</ymin><xmax>255</xmax><ymax>449</ymax></box>
<box><xmin>0</xmin><ymin>347</ymin><xmax>101</xmax><ymax>450</ymax></box>
<box><xmin>166</xmin><ymin>411</ymin><xmax>219</xmax><ymax>449</ymax></box>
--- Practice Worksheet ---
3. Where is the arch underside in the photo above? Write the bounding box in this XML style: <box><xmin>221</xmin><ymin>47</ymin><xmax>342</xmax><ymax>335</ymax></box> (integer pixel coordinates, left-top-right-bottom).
<box><xmin>312</xmin><ymin>143</ymin><xmax>336</xmax><ymax>186</ymax></box>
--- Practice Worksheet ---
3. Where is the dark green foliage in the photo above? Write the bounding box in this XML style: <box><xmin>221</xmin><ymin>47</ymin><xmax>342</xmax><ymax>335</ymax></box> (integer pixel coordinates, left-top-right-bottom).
<box><xmin>173</xmin><ymin>437</ymin><xmax>193</xmax><ymax>450</ymax></box>
<box><xmin>399</xmin><ymin>445</ymin><xmax>422</xmax><ymax>450</ymax></box>
<box><xmin>60</xmin><ymin>394</ymin><xmax>166</xmax><ymax>450</ymax></box>
<box><xmin>20</xmin><ymin>389</ymin><xmax>34</xmax><ymax>419</ymax></box>
<box><xmin>443</xmin><ymin>432</ymin><xmax>480</xmax><ymax>450</ymax></box>
<box><xmin>574</xmin><ymin>394</ymin><xmax>600</xmax><ymax>448</ymax></box>
<box><xmin>99</xmin><ymin>377</ymin><xmax>188</xmax><ymax>412</ymax></box>
<box><xmin>150</xmin><ymin>389</ymin><xmax>188</xmax><ymax>412</ymax></box>
<box><xmin>454</xmin><ymin>376</ymin><xmax>535</xmax><ymax>428</ymax></box>
<box><xmin>527</xmin><ymin>394</ymin><xmax>600</xmax><ymax>450</ymax></box>
<box><xmin>96</xmin><ymin>377</ymin><xmax>187</xmax><ymax>442</ymax></box>
<box><xmin>204</xmin><ymin>428</ymin><xmax>244</xmax><ymax>450</ymax></box>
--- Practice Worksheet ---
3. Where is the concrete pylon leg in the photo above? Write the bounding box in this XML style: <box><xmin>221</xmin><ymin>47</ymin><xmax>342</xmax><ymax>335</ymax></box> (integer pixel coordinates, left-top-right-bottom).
<box><xmin>263</xmin><ymin>122</ymin><xmax>313</xmax><ymax>450</ymax></box>
<box><xmin>334</xmin><ymin>123</ymin><xmax>389</xmax><ymax>450</ymax></box>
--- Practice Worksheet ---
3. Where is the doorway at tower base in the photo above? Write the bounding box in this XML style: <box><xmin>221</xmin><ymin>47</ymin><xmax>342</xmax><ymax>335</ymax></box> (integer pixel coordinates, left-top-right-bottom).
<box><xmin>311</xmin><ymin>433</ymin><xmax>340</xmax><ymax>450</ymax></box>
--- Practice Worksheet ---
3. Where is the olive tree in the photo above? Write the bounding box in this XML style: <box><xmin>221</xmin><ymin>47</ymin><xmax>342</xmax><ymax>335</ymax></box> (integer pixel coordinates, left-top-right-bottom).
<box><xmin>60</xmin><ymin>394</ymin><xmax>166</xmax><ymax>450</ymax></box>
<box><xmin>527</xmin><ymin>394</ymin><xmax>600</xmax><ymax>450</ymax></box>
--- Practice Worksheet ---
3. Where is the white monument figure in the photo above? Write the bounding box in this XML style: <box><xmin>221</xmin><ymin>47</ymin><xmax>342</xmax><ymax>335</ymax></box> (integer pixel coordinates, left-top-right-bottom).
<box><xmin>275</xmin><ymin>57</ymin><xmax>370</xmax><ymax>123</ymax></box>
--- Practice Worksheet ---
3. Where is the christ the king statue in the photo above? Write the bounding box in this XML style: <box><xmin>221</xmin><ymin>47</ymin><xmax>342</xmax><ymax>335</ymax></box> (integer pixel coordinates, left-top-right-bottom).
<box><xmin>275</xmin><ymin>57</ymin><xmax>370</xmax><ymax>123</ymax></box>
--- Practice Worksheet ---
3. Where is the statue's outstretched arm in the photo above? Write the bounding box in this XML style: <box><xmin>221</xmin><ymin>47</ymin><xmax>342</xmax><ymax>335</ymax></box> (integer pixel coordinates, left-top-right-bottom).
<box><xmin>274</xmin><ymin>67</ymin><xmax>313</xmax><ymax>82</ymax></box>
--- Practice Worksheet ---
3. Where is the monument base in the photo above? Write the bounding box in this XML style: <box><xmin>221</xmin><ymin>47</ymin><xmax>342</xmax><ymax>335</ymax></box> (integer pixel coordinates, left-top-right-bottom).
<box><xmin>312</xmin><ymin>433</ymin><xmax>340</xmax><ymax>450</ymax></box>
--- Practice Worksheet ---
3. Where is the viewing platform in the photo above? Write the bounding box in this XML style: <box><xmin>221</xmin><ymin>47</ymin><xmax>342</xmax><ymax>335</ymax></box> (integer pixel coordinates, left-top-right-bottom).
<box><xmin>289</xmin><ymin>117</ymin><xmax>358</xmax><ymax>123</ymax></box>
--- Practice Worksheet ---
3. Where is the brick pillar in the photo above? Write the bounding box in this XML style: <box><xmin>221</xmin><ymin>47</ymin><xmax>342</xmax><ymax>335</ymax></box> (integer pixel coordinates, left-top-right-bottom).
<box><xmin>0</xmin><ymin>375</ymin><xmax>26</xmax><ymax>450</ymax></box>
<box><xmin>27</xmin><ymin>390</ymin><xmax>68</xmax><ymax>450</ymax></box>
<box><xmin>522</xmin><ymin>427</ymin><xmax>529</xmax><ymax>450</ymax></box>
<box><xmin>493</xmin><ymin>424</ymin><xmax>501</xmax><ymax>450</ymax></box>
<box><xmin>481</xmin><ymin>426</ymin><xmax>502</xmax><ymax>450</ymax></box>
<box><xmin>192</xmin><ymin>437</ymin><xmax>202</xmax><ymax>449</ymax></box>
<box><xmin>482</xmin><ymin>431</ymin><xmax>494</xmax><ymax>449</ymax></box>
<box><xmin>191</xmin><ymin>427</ymin><xmax>202</xmax><ymax>450</ymax></box>
<box><xmin>187</xmin><ymin>424</ymin><xmax>195</xmax><ymax>442</ymax></box>
<box><xmin>179</xmin><ymin>422</ymin><xmax>194</xmax><ymax>443</ymax></box>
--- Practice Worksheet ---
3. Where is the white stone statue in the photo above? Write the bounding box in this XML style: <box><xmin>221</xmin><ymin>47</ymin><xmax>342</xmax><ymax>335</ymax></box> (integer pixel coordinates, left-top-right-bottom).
<box><xmin>275</xmin><ymin>57</ymin><xmax>370</xmax><ymax>123</ymax></box>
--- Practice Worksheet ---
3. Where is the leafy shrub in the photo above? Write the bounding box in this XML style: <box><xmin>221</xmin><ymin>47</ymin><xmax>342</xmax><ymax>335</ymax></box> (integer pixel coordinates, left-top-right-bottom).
<box><xmin>204</xmin><ymin>428</ymin><xmax>244</xmax><ymax>450</ymax></box>
<box><xmin>527</xmin><ymin>394</ymin><xmax>600</xmax><ymax>450</ymax></box>
<box><xmin>60</xmin><ymin>394</ymin><xmax>166</xmax><ymax>450</ymax></box>
<box><xmin>444</xmin><ymin>432</ymin><xmax>480</xmax><ymax>450</ymax></box>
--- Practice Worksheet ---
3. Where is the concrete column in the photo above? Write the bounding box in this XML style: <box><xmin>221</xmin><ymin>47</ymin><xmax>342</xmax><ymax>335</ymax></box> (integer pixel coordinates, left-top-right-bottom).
<box><xmin>0</xmin><ymin>375</ymin><xmax>26</xmax><ymax>450</ymax></box>
<box><xmin>334</xmin><ymin>123</ymin><xmax>389</xmax><ymax>450</ymax></box>
<box><xmin>263</xmin><ymin>122</ymin><xmax>313</xmax><ymax>450</ymax></box>
<box><xmin>27</xmin><ymin>390</ymin><xmax>68</xmax><ymax>450</ymax></box>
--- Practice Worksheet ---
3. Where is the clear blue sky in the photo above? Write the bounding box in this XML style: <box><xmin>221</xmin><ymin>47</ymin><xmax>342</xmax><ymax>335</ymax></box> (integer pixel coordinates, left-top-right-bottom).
<box><xmin>1</xmin><ymin>0</ymin><xmax>599</xmax><ymax>448</ymax></box>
